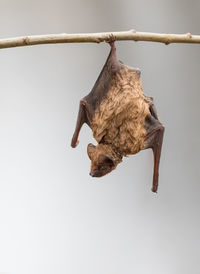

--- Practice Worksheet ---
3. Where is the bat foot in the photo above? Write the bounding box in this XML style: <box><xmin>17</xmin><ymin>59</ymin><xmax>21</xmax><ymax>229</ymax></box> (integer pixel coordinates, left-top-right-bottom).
<box><xmin>106</xmin><ymin>34</ymin><xmax>116</xmax><ymax>48</ymax></box>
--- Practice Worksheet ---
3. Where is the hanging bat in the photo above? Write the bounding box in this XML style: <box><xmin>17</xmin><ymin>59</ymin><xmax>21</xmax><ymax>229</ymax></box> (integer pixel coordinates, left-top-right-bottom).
<box><xmin>71</xmin><ymin>37</ymin><xmax>164</xmax><ymax>193</ymax></box>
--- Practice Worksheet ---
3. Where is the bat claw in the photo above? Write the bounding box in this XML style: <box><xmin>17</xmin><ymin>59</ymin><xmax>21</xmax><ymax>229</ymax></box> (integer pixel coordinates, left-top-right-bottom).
<box><xmin>106</xmin><ymin>34</ymin><xmax>116</xmax><ymax>48</ymax></box>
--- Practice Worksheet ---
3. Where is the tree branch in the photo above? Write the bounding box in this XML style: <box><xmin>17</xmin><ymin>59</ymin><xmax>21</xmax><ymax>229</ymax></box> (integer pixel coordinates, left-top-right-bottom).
<box><xmin>0</xmin><ymin>30</ymin><xmax>200</xmax><ymax>50</ymax></box>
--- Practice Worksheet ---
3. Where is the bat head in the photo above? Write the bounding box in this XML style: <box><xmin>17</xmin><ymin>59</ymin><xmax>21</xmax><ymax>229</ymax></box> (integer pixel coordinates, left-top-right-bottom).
<box><xmin>87</xmin><ymin>143</ymin><xmax>121</xmax><ymax>177</ymax></box>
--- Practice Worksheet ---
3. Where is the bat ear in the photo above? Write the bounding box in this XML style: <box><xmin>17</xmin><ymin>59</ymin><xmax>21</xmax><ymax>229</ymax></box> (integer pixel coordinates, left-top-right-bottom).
<box><xmin>87</xmin><ymin>143</ymin><xmax>96</xmax><ymax>160</ymax></box>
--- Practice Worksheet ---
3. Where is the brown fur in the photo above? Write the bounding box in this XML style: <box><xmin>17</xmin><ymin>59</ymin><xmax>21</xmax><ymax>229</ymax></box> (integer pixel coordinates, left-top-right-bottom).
<box><xmin>91</xmin><ymin>65</ymin><xmax>150</xmax><ymax>157</ymax></box>
<box><xmin>87</xmin><ymin>143</ymin><xmax>122</xmax><ymax>176</ymax></box>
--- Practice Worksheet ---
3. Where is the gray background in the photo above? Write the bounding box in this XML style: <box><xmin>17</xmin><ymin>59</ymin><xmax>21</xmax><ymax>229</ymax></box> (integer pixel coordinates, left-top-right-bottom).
<box><xmin>0</xmin><ymin>0</ymin><xmax>200</xmax><ymax>273</ymax></box>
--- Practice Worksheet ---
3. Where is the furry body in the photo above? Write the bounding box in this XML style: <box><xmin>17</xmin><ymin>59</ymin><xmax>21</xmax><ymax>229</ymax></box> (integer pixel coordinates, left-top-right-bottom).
<box><xmin>91</xmin><ymin>65</ymin><xmax>150</xmax><ymax>156</ymax></box>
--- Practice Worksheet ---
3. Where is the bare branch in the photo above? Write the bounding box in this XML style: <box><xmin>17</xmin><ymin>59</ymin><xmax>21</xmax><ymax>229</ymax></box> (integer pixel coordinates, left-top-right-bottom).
<box><xmin>0</xmin><ymin>30</ymin><xmax>200</xmax><ymax>50</ymax></box>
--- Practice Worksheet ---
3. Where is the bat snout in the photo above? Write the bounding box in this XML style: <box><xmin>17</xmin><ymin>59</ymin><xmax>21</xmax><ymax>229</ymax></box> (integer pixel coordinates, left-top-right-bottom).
<box><xmin>90</xmin><ymin>172</ymin><xmax>95</xmax><ymax>177</ymax></box>
<box><xmin>89</xmin><ymin>171</ymin><xmax>102</xmax><ymax>177</ymax></box>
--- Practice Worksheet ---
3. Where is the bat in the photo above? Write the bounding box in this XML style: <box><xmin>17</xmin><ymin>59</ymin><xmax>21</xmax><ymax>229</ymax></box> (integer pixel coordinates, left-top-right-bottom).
<box><xmin>71</xmin><ymin>37</ymin><xmax>164</xmax><ymax>193</ymax></box>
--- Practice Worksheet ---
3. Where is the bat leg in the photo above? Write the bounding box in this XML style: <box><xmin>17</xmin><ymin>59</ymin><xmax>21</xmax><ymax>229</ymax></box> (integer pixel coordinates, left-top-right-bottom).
<box><xmin>145</xmin><ymin>122</ymin><xmax>165</xmax><ymax>193</ymax></box>
<box><xmin>106</xmin><ymin>34</ymin><xmax>121</xmax><ymax>73</ymax></box>
<box><xmin>71</xmin><ymin>100</ymin><xmax>91</xmax><ymax>148</ymax></box>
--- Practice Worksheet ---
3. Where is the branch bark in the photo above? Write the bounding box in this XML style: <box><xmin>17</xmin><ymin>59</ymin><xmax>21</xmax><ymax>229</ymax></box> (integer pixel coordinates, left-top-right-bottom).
<box><xmin>0</xmin><ymin>30</ymin><xmax>200</xmax><ymax>50</ymax></box>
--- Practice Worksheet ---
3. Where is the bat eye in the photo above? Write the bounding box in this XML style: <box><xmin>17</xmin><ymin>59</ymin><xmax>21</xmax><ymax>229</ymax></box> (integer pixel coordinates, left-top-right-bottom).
<box><xmin>100</xmin><ymin>166</ymin><xmax>106</xmax><ymax>171</ymax></box>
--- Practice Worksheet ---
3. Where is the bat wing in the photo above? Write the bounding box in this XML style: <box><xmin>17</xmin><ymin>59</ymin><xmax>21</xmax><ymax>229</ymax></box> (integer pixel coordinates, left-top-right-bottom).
<box><xmin>144</xmin><ymin>102</ymin><xmax>165</xmax><ymax>192</ymax></box>
<box><xmin>71</xmin><ymin>40</ymin><xmax>121</xmax><ymax>148</ymax></box>
<box><xmin>71</xmin><ymin>99</ymin><xmax>92</xmax><ymax>148</ymax></box>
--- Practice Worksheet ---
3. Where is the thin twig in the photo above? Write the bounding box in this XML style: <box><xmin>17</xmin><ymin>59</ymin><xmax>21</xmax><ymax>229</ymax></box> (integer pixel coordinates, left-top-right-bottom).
<box><xmin>0</xmin><ymin>30</ymin><xmax>200</xmax><ymax>50</ymax></box>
